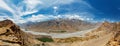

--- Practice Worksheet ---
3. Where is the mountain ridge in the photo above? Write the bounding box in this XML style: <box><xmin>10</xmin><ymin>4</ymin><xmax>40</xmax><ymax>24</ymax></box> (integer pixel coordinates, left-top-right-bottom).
<box><xmin>20</xmin><ymin>19</ymin><xmax>99</xmax><ymax>33</ymax></box>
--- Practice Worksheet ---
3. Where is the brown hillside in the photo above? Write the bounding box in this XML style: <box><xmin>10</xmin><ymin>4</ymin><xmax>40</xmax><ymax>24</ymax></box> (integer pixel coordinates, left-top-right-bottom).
<box><xmin>0</xmin><ymin>20</ymin><xmax>40</xmax><ymax>46</ymax></box>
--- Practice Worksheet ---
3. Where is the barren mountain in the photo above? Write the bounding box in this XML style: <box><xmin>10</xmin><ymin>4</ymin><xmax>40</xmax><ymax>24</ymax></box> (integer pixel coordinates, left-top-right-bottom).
<box><xmin>0</xmin><ymin>20</ymin><xmax>41</xmax><ymax>46</ymax></box>
<box><xmin>21</xmin><ymin>19</ymin><xmax>98</xmax><ymax>33</ymax></box>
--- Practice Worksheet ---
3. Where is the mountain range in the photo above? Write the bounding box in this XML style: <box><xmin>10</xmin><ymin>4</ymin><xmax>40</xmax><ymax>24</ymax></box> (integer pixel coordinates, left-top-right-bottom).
<box><xmin>20</xmin><ymin>19</ymin><xmax>99</xmax><ymax>33</ymax></box>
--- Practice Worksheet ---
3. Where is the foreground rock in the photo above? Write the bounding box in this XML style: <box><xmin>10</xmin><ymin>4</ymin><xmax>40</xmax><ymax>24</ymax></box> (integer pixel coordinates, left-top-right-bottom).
<box><xmin>106</xmin><ymin>22</ymin><xmax>120</xmax><ymax>46</ymax></box>
<box><xmin>0</xmin><ymin>20</ymin><xmax>41</xmax><ymax>46</ymax></box>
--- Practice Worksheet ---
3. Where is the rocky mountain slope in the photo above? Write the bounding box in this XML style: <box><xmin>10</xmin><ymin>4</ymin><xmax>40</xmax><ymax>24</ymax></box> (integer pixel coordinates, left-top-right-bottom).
<box><xmin>106</xmin><ymin>22</ymin><xmax>120</xmax><ymax>46</ymax></box>
<box><xmin>0</xmin><ymin>20</ymin><xmax>41</xmax><ymax>46</ymax></box>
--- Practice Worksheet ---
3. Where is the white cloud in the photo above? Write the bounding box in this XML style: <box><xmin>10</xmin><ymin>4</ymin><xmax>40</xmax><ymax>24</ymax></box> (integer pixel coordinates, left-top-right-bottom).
<box><xmin>17</xmin><ymin>0</ymin><xmax>41</xmax><ymax>16</ymax></box>
<box><xmin>52</xmin><ymin>0</ymin><xmax>75</xmax><ymax>4</ymax></box>
<box><xmin>65</xmin><ymin>15</ymin><xmax>84</xmax><ymax>20</ymax></box>
<box><xmin>24</xmin><ymin>13</ymin><xmax>94</xmax><ymax>23</ymax></box>
<box><xmin>0</xmin><ymin>0</ymin><xmax>96</xmax><ymax>24</ymax></box>
<box><xmin>53</xmin><ymin>6</ymin><xmax>58</xmax><ymax>10</ymax></box>
<box><xmin>23</xmin><ymin>0</ymin><xmax>43</xmax><ymax>9</ymax></box>
<box><xmin>0</xmin><ymin>0</ymin><xmax>23</xmax><ymax>21</ymax></box>
<box><xmin>24</xmin><ymin>0</ymin><xmax>43</xmax><ymax>5</ymax></box>
<box><xmin>0</xmin><ymin>0</ymin><xmax>15</xmax><ymax>14</ymax></box>
<box><xmin>27</xmin><ymin>15</ymin><xmax>49</xmax><ymax>22</ymax></box>
<box><xmin>0</xmin><ymin>0</ymin><xmax>41</xmax><ymax>22</ymax></box>
<box><xmin>22</xmin><ymin>10</ymin><xmax>38</xmax><ymax>15</ymax></box>
<box><xmin>34</xmin><ymin>0</ymin><xmax>76</xmax><ymax>7</ymax></box>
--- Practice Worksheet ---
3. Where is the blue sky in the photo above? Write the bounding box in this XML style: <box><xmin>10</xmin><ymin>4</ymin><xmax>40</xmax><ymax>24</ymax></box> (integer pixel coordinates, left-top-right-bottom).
<box><xmin>0</xmin><ymin>0</ymin><xmax>119</xmax><ymax>23</ymax></box>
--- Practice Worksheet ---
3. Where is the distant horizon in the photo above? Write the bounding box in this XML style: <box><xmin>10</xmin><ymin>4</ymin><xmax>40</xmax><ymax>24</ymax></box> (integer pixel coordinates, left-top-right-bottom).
<box><xmin>0</xmin><ymin>0</ymin><xmax>120</xmax><ymax>24</ymax></box>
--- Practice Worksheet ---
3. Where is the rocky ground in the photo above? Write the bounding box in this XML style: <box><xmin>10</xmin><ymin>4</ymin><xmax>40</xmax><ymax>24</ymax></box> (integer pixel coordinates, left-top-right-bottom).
<box><xmin>0</xmin><ymin>20</ymin><xmax>41</xmax><ymax>46</ymax></box>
